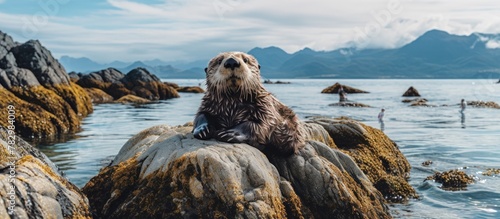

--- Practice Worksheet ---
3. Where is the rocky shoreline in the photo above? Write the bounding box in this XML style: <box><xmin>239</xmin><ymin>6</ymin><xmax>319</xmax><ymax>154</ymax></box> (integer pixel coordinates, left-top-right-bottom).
<box><xmin>1</xmin><ymin>31</ymin><xmax>92</xmax><ymax>140</ymax></box>
<box><xmin>2</xmin><ymin>116</ymin><xmax>417</xmax><ymax>218</ymax></box>
<box><xmin>1</xmin><ymin>31</ymin><xmax>202</xmax><ymax>141</ymax></box>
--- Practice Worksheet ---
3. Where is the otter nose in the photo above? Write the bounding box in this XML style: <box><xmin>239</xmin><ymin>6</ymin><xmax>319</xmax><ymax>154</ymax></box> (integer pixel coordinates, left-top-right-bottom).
<box><xmin>224</xmin><ymin>58</ymin><xmax>240</xmax><ymax>70</ymax></box>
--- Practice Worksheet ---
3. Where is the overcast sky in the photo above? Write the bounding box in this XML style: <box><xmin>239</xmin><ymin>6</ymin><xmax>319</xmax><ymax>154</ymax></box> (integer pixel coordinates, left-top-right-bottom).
<box><xmin>1</xmin><ymin>0</ymin><xmax>499</xmax><ymax>63</ymax></box>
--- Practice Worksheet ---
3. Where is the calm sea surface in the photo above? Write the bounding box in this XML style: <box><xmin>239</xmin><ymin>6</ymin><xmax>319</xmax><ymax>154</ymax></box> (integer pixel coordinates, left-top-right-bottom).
<box><xmin>36</xmin><ymin>79</ymin><xmax>500</xmax><ymax>219</ymax></box>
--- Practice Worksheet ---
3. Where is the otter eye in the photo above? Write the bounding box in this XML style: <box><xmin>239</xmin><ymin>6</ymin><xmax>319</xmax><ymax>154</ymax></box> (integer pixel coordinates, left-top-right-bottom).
<box><xmin>217</xmin><ymin>58</ymin><xmax>223</xmax><ymax>65</ymax></box>
<box><xmin>243</xmin><ymin>57</ymin><xmax>249</xmax><ymax>63</ymax></box>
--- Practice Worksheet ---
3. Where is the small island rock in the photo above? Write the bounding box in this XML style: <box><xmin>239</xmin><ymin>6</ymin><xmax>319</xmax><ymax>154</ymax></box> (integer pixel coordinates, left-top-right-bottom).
<box><xmin>402</xmin><ymin>86</ymin><xmax>421</xmax><ymax>97</ymax></box>
<box><xmin>321</xmin><ymin>82</ymin><xmax>369</xmax><ymax>94</ymax></box>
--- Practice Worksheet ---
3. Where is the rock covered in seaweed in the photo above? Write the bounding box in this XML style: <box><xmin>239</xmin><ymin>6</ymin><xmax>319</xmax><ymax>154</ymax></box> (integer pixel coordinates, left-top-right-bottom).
<box><xmin>466</xmin><ymin>100</ymin><xmax>500</xmax><ymax>109</ymax></box>
<box><xmin>83</xmin><ymin>124</ymin><xmax>392</xmax><ymax>219</ymax></box>
<box><xmin>0</xmin><ymin>30</ymin><xmax>93</xmax><ymax>139</ymax></box>
<box><xmin>310</xmin><ymin>117</ymin><xmax>418</xmax><ymax>202</ymax></box>
<box><xmin>0</xmin><ymin>126</ymin><xmax>91</xmax><ymax>218</ymax></box>
<box><xmin>425</xmin><ymin>169</ymin><xmax>474</xmax><ymax>190</ymax></box>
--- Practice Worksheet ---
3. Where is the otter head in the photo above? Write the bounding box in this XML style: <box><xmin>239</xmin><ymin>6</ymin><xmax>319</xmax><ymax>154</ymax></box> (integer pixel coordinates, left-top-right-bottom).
<box><xmin>205</xmin><ymin>52</ymin><xmax>262</xmax><ymax>97</ymax></box>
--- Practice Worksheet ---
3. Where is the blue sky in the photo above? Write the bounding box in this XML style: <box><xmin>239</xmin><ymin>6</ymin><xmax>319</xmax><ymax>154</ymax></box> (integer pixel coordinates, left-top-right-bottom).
<box><xmin>1</xmin><ymin>0</ymin><xmax>499</xmax><ymax>63</ymax></box>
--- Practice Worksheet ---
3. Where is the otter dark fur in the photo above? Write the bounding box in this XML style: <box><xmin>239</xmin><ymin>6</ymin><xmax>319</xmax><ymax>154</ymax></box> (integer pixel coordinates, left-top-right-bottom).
<box><xmin>192</xmin><ymin>51</ymin><xmax>305</xmax><ymax>156</ymax></box>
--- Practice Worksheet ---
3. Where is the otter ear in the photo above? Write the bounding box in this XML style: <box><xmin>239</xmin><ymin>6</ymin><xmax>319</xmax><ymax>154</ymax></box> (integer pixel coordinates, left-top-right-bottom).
<box><xmin>258</xmin><ymin>65</ymin><xmax>261</xmax><ymax>69</ymax></box>
<box><xmin>204</xmin><ymin>67</ymin><xmax>208</xmax><ymax>73</ymax></box>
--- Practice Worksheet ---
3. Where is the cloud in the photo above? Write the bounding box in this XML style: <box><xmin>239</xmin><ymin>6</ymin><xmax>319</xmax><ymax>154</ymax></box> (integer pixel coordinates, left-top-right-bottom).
<box><xmin>1</xmin><ymin>0</ymin><xmax>500</xmax><ymax>63</ymax></box>
<box><xmin>486</xmin><ymin>39</ymin><xmax>500</xmax><ymax>49</ymax></box>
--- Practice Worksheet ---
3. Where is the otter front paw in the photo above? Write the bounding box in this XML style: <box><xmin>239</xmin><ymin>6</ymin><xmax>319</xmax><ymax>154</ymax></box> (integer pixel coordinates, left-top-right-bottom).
<box><xmin>217</xmin><ymin>129</ymin><xmax>248</xmax><ymax>143</ymax></box>
<box><xmin>193</xmin><ymin>123</ymin><xmax>211</xmax><ymax>140</ymax></box>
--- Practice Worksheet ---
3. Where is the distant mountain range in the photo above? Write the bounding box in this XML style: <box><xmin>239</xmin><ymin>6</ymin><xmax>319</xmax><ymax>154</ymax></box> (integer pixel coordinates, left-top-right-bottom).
<box><xmin>60</xmin><ymin>29</ymin><xmax>500</xmax><ymax>79</ymax></box>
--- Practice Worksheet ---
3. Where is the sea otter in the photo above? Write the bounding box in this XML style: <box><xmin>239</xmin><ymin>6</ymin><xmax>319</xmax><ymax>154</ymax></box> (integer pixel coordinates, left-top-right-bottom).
<box><xmin>192</xmin><ymin>51</ymin><xmax>305</xmax><ymax>156</ymax></box>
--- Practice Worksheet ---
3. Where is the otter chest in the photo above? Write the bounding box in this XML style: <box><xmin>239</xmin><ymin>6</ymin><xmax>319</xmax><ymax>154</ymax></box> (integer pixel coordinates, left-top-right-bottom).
<box><xmin>206</xmin><ymin>99</ymin><xmax>260</xmax><ymax>129</ymax></box>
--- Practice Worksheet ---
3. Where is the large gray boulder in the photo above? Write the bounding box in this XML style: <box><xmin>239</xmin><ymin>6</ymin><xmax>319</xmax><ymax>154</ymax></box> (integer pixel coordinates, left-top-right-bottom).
<box><xmin>83</xmin><ymin>124</ymin><xmax>391</xmax><ymax>219</ymax></box>
<box><xmin>11</xmin><ymin>40</ymin><xmax>70</xmax><ymax>86</ymax></box>
<box><xmin>0</xmin><ymin>68</ymin><xmax>40</xmax><ymax>88</ymax></box>
<box><xmin>0</xmin><ymin>126</ymin><xmax>91</xmax><ymax>218</ymax></box>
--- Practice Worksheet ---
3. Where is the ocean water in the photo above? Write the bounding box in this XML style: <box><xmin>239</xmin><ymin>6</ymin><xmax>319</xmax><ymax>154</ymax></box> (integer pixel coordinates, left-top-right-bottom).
<box><xmin>36</xmin><ymin>79</ymin><xmax>500</xmax><ymax>218</ymax></box>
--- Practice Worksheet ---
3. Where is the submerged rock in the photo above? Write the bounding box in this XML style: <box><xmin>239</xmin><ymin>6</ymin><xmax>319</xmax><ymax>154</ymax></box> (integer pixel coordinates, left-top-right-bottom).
<box><xmin>0</xmin><ymin>126</ymin><xmax>91</xmax><ymax>218</ymax></box>
<box><xmin>83</xmin><ymin>124</ymin><xmax>392</xmax><ymax>219</ymax></box>
<box><xmin>329</xmin><ymin>102</ymin><xmax>371</xmax><ymax>107</ymax></box>
<box><xmin>263</xmin><ymin>79</ymin><xmax>291</xmax><ymax>84</ymax></box>
<box><xmin>402</xmin><ymin>98</ymin><xmax>427</xmax><ymax>103</ymax></box>
<box><xmin>422</xmin><ymin>160</ymin><xmax>433</xmax><ymax>167</ymax></box>
<box><xmin>466</xmin><ymin>100</ymin><xmax>500</xmax><ymax>109</ymax></box>
<box><xmin>482</xmin><ymin>168</ymin><xmax>500</xmax><ymax>176</ymax></box>
<box><xmin>176</xmin><ymin>86</ymin><xmax>205</xmax><ymax>93</ymax></box>
<box><xmin>408</xmin><ymin>98</ymin><xmax>435</xmax><ymax>107</ymax></box>
<box><xmin>402</xmin><ymin>86</ymin><xmax>420</xmax><ymax>97</ymax></box>
<box><xmin>321</xmin><ymin>82</ymin><xmax>369</xmax><ymax>94</ymax></box>
<box><xmin>115</xmin><ymin>94</ymin><xmax>151</xmax><ymax>104</ymax></box>
<box><xmin>0</xmin><ymin>31</ymin><xmax>93</xmax><ymax>139</ymax></box>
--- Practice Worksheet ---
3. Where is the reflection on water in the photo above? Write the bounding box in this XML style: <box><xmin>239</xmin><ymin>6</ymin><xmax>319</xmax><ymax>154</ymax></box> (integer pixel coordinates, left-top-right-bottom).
<box><xmin>31</xmin><ymin>79</ymin><xmax>500</xmax><ymax>218</ymax></box>
<box><xmin>460</xmin><ymin>111</ymin><xmax>466</xmax><ymax>129</ymax></box>
<box><xmin>380</xmin><ymin>121</ymin><xmax>385</xmax><ymax>131</ymax></box>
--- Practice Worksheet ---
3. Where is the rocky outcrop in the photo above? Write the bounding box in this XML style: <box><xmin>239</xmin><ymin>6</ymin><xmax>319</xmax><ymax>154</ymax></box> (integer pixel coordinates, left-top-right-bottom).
<box><xmin>76</xmin><ymin>68</ymin><xmax>124</xmax><ymax>91</ymax></box>
<box><xmin>0</xmin><ymin>31</ymin><xmax>93</xmax><ymax>139</ymax></box>
<box><xmin>310</xmin><ymin>117</ymin><xmax>417</xmax><ymax>202</ymax></box>
<box><xmin>402</xmin><ymin>86</ymin><xmax>420</xmax><ymax>97</ymax></box>
<box><xmin>83</xmin><ymin>124</ymin><xmax>393</xmax><ymax>219</ymax></box>
<box><xmin>75</xmin><ymin>67</ymin><xmax>180</xmax><ymax>102</ymax></box>
<box><xmin>0</xmin><ymin>126</ymin><xmax>91</xmax><ymax>218</ymax></box>
<box><xmin>321</xmin><ymin>82</ymin><xmax>369</xmax><ymax>94</ymax></box>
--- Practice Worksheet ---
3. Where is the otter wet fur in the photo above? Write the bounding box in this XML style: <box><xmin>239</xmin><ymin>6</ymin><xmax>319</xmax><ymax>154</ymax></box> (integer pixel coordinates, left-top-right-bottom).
<box><xmin>192</xmin><ymin>51</ymin><xmax>305</xmax><ymax>156</ymax></box>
